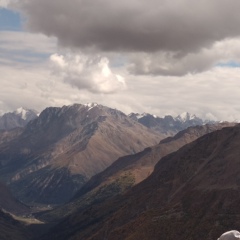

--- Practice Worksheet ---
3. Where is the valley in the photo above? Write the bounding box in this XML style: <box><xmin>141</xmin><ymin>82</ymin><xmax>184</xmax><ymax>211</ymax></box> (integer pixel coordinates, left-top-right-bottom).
<box><xmin>1</xmin><ymin>1</ymin><xmax>240</xmax><ymax>239</ymax></box>
<box><xmin>0</xmin><ymin>104</ymin><xmax>237</xmax><ymax>240</ymax></box>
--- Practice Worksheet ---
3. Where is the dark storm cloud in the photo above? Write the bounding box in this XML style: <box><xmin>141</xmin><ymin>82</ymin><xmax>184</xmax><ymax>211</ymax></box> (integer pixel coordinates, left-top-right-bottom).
<box><xmin>14</xmin><ymin>0</ymin><xmax>240</xmax><ymax>54</ymax></box>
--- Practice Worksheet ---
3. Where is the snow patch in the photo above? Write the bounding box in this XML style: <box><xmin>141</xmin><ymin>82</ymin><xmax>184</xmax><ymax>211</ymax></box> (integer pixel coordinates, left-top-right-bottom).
<box><xmin>129</xmin><ymin>112</ymin><xmax>159</xmax><ymax>120</ymax></box>
<box><xmin>14</xmin><ymin>107</ymin><xmax>28</xmax><ymax>120</ymax></box>
<box><xmin>175</xmin><ymin>112</ymin><xmax>197</xmax><ymax>122</ymax></box>
<box><xmin>84</xmin><ymin>103</ymin><xmax>98</xmax><ymax>111</ymax></box>
<box><xmin>136</xmin><ymin>113</ymin><xmax>148</xmax><ymax>119</ymax></box>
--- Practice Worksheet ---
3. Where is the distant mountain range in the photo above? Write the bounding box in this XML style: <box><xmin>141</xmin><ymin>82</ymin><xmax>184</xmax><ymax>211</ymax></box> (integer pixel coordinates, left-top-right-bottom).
<box><xmin>129</xmin><ymin>111</ymin><xmax>215</xmax><ymax>135</ymax></box>
<box><xmin>0</xmin><ymin>106</ymin><xmax>216</xmax><ymax>134</ymax></box>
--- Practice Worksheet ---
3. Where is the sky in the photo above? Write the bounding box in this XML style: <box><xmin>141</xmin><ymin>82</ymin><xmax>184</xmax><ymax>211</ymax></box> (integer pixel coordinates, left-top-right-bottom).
<box><xmin>1</xmin><ymin>0</ymin><xmax>240</xmax><ymax>120</ymax></box>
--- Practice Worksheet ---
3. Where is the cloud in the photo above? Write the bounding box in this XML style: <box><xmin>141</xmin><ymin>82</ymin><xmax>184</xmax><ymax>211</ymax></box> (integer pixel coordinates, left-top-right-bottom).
<box><xmin>0</xmin><ymin>31</ymin><xmax>57</xmax><ymax>65</ymax></box>
<box><xmin>1</xmin><ymin>53</ymin><xmax>240</xmax><ymax>122</ymax></box>
<box><xmin>122</xmin><ymin>67</ymin><xmax>240</xmax><ymax>121</ymax></box>
<box><xmin>50</xmin><ymin>53</ymin><xmax>126</xmax><ymax>94</ymax></box>
<box><xmin>13</xmin><ymin>0</ymin><xmax>240</xmax><ymax>54</ymax></box>
<box><xmin>0</xmin><ymin>62</ymin><xmax>94</xmax><ymax>114</ymax></box>
<box><xmin>2</xmin><ymin>0</ymin><xmax>240</xmax><ymax>122</ymax></box>
<box><xmin>12</xmin><ymin>0</ymin><xmax>240</xmax><ymax>76</ymax></box>
<box><xmin>0</xmin><ymin>31</ymin><xmax>56</xmax><ymax>53</ymax></box>
<box><xmin>0</xmin><ymin>0</ymin><xmax>10</xmax><ymax>8</ymax></box>
<box><xmin>128</xmin><ymin>38</ymin><xmax>240</xmax><ymax>75</ymax></box>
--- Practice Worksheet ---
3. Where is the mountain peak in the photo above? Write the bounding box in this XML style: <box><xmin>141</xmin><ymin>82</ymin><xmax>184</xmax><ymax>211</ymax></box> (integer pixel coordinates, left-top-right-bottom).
<box><xmin>14</xmin><ymin>107</ymin><xmax>30</xmax><ymax>120</ymax></box>
<box><xmin>0</xmin><ymin>108</ymin><xmax>38</xmax><ymax>130</ymax></box>
<box><xmin>128</xmin><ymin>111</ymin><xmax>212</xmax><ymax>135</ymax></box>
<box><xmin>84</xmin><ymin>102</ymin><xmax>99</xmax><ymax>111</ymax></box>
<box><xmin>84</xmin><ymin>102</ymin><xmax>98</xmax><ymax>108</ymax></box>
<box><xmin>0</xmin><ymin>103</ymin><xmax>162</xmax><ymax>204</ymax></box>
<box><xmin>175</xmin><ymin>112</ymin><xmax>198</xmax><ymax>122</ymax></box>
<box><xmin>128</xmin><ymin>112</ymin><xmax>158</xmax><ymax>120</ymax></box>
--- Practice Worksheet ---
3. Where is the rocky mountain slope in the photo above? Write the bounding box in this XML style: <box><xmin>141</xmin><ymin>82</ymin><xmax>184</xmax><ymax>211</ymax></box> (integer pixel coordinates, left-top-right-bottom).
<box><xmin>0</xmin><ymin>103</ymin><xmax>162</xmax><ymax>205</ymax></box>
<box><xmin>0</xmin><ymin>181</ymin><xmax>29</xmax><ymax>215</ymax></box>
<box><xmin>42</xmin><ymin>124</ymin><xmax>240</xmax><ymax>240</ymax></box>
<box><xmin>40</xmin><ymin>122</ymin><xmax>234</xmax><ymax>222</ymax></box>
<box><xmin>0</xmin><ymin>108</ymin><xmax>38</xmax><ymax>130</ymax></box>
<box><xmin>0</xmin><ymin>128</ymin><xmax>23</xmax><ymax>145</ymax></box>
<box><xmin>129</xmin><ymin>111</ymin><xmax>214</xmax><ymax>135</ymax></box>
<box><xmin>0</xmin><ymin>210</ymin><xmax>31</xmax><ymax>240</ymax></box>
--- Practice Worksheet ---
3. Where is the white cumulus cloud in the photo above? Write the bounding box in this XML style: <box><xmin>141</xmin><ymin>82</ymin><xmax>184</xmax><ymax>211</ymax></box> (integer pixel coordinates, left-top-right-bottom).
<box><xmin>50</xmin><ymin>53</ymin><xmax>126</xmax><ymax>94</ymax></box>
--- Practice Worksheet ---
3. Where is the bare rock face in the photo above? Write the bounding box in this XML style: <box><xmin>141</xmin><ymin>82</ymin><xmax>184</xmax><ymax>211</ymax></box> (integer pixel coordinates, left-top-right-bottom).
<box><xmin>0</xmin><ymin>128</ymin><xmax>23</xmax><ymax>145</ymax></box>
<box><xmin>0</xmin><ymin>108</ymin><xmax>38</xmax><ymax>130</ymax></box>
<box><xmin>43</xmin><ymin>124</ymin><xmax>240</xmax><ymax>240</ymax></box>
<box><xmin>0</xmin><ymin>103</ymin><xmax>162</xmax><ymax>204</ymax></box>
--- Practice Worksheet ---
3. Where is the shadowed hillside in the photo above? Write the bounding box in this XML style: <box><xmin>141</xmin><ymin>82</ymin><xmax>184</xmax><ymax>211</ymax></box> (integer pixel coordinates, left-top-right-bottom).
<box><xmin>39</xmin><ymin>122</ymin><xmax>233</xmax><ymax>222</ymax></box>
<box><xmin>42</xmin><ymin>124</ymin><xmax>240</xmax><ymax>240</ymax></box>
<box><xmin>0</xmin><ymin>210</ymin><xmax>31</xmax><ymax>240</ymax></box>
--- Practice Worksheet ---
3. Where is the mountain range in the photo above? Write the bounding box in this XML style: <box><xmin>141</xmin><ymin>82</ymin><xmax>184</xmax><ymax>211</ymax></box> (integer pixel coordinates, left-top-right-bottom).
<box><xmin>0</xmin><ymin>103</ymin><xmax>162</xmax><ymax>204</ymax></box>
<box><xmin>42</xmin><ymin>123</ymin><xmax>240</xmax><ymax>240</ymax></box>
<box><xmin>0</xmin><ymin>103</ymin><xmax>237</xmax><ymax>240</ymax></box>
<box><xmin>0</xmin><ymin>105</ymin><xmax>218</xmax><ymax>206</ymax></box>
<box><xmin>129</xmin><ymin>111</ymin><xmax>214</xmax><ymax>135</ymax></box>
<box><xmin>39</xmin><ymin>122</ymin><xmax>234</xmax><ymax>222</ymax></box>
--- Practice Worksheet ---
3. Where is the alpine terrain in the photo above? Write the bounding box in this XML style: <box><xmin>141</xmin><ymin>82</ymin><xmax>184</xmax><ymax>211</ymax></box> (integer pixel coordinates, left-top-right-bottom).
<box><xmin>42</xmin><ymin>124</ymin><xmax>240</xmax><ymax>240</ymax></box>
<box><xmin>129</xmin><ymin>112</ymin><xmax>214</xmax><ymax>135</ymax></box>
<box><xmin>0</xmin><ymin>103</ymin><xmax>162</xmax><ymax>205</ymax></box>
<box><xmin>39</xmin><ymin>122</ymin><xmax>233</xmax><ymax>222</ymax></box>
<box><xmin>0</xmin><ymin>108</ymin><xmax>38</xmax><ymax>130</ymax></box>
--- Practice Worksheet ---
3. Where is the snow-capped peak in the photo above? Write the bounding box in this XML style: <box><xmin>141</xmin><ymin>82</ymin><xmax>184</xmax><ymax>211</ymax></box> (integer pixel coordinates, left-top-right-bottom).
<box><xmin>14</xmin><ymin>107</ymin><xmax>28</xmax><ymax>120</ymax></box>
<box><xmin>128</xmin><ymin>112</ymin><xmax>159</xmax><ymax>120</ymax></box>
<box><xmin>84</xmin><ymin>103</ymin><xmax>98</xmax><ymax>108</ymax></box>
<box><xmin>175</xmin><ymin>112</ymin><xmax>198</xmax><ymax>122</ymax></box>
<box><xmin>84</xmin><ymin>102</ymin><xmax>98</xmax><ymax>111</ymax></box>
<box><xmin>136</xmin><ymin>113</ymin><xmax>147</xmax><ymax>119</ymax></box>
<box><xmin>12</xmin><ymin>107</ymin><xmax>38</xmax><ymax>121</ymax></box>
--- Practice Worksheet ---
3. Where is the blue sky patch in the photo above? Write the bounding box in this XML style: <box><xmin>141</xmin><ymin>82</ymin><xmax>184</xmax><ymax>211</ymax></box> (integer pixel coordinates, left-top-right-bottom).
<box><xmin>0</xmin><ymin>8</ymin><xmax>22</xmax><ymax>31</ymax></box>
<box><xmin>217</xmin><ymin>60</ymin><xmax>240</xmax><ymax>68</ymax></box>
